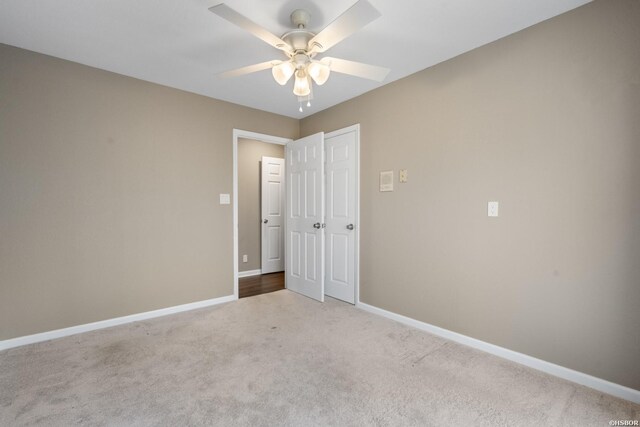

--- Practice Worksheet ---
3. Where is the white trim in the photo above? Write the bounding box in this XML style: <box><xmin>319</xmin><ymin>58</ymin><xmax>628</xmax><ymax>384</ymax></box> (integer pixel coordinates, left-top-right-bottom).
<box><xmin>356</xmin><ymin>301</ymin><xmax>640</xmax><ymax>404</ymax></box>
<box><xmin>238</xmin><ymin>269</ymin><xmax>262</xmax><ymax>278</ymax></box>
<box><xmin>0</xmin><ymin>295</ymin><xmax>236</xmax><ymax>351</ymax></box>
<box><xmin>233</xmin><ymin>129</ymin><xmax>293</xmax><ymax>300</ymax></box>
<box><xmin>324</xmin><ymin>124</ymin><xmax>360</xmax><ymax>305</ymax></box>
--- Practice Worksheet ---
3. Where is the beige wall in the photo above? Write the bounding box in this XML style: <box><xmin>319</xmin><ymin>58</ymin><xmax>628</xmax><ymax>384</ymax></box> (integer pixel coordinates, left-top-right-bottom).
<box><xmin>301</xmin><ymin>0</ymin><xmax>640</xmax><ymax>389</ymax></box>
<box><xmin>1</xmin><ymin>0</ymin><xmax>638</xmax><ymax>392</ymax></box>
<box><xmin>237</xmin><ymin>138</ymin><xmax>285</xmax><ymax>272</ymax></box>
<box><xmin>0</xmin><ymin>43</ymin><xmax>298</xmax><ymax>340</ymax></box>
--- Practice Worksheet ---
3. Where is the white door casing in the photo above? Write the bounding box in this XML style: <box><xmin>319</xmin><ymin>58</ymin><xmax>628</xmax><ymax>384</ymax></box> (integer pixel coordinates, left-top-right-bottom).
<box><xmin>324</xmin><ymin>127</ymin><xmax>358</xmax><ymax>304</ymax></box>
<box><xmin>285</xmin><ymin>132</ymin><xmax>325</xmax><ymax>302</ymax></box>
<box><xmin>261</xmin><ymin>156</ymin><xmax>285</xmax><ymax>274</ymax></box>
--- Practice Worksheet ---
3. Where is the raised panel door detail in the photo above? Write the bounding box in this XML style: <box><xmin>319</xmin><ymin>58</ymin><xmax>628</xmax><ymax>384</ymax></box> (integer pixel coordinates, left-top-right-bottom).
<box><xmin>290</xmin><ymin>172</ymin><xmax>301</xmax><ymax>218</ymax></box>
<box><xmin>267</xmin><ymin>226</ymin><xmax>281</xmax><ymax>260</ymax></box>
<box><xmin>305</xmin><ymin>232</ymin><xmax>317</xmax><ymax>281</ymax></box>
<box><xmin>290</xmin><ymin>231</ymin><xmax>301</xmax><ymax>278</ymax></box>
<box><xmin>331</xmin><ymin>144</ymin><xmax>349</xmax><ymax>162</ymax></box>
<box><xmin>330</xmin><ymin>233</ymin><xmax>349</xmax><ymax>284</ymax></box>
<box><xmin>305</xmin><ymin>144</ymin><xmax>317</xmax><ymax>163</ymax></box>
<box><xmin>330</xmin><ymin>168</ymin><xmax>349</xmax><ymax>219</ymax></box>
<box><xmin>305</xmin><ymin>169</ymin><xmax>317</xmax><ymax>218</ymax></box>
<box><xmin>268</xmin><ymin>181</ymin><xmax>281</xmax><ymax>216</ymax></box>
<box><xmin>268</xmin><ymin>163</ymin><xmax>281</xmax><ymax>176</ymax></box>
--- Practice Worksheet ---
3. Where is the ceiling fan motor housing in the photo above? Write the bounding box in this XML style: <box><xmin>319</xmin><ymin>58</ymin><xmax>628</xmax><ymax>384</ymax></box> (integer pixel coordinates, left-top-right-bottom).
<box><xmin>282</xmin><ymin>9</ymin><xmax>315</xmax><ymax>53</ymax></box>
<box><xmin>282</xmin><ymin>30</ymin><xmax>315</xmax><ymax>52</ymax></box>
<box><xmin>290</xmin><ymin>9</ymin><xmax>310</xmax><ymax>28</ymax></box>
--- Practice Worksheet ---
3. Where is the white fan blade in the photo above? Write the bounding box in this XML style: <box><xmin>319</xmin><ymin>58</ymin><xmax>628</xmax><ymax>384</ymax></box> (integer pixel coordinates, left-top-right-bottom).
<box><xmin>308</xmin><ymin>0</ymin><xmax>381</xmax><ymax>53</ymax></box>
<box><xmin>209</xmin><ymin>4</ymin><xmax>292</xmax><ymax>53</ymax></box>
<box><xmin>322</xmin><ymin>57</ymin><xmax>389</xmax><ymax>82</ymax></box>
<box><xmin>218</xmin><ymin>61</ymin><xmax>279</xmax><ymax>78</ymax></box>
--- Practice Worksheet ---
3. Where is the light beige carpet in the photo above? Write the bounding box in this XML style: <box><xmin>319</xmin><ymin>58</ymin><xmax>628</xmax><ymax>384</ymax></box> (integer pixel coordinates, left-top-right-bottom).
<box><xmin>1</xmin><ymin>290</ymin><xmax>638</xmax><ymax>426</ymax></box>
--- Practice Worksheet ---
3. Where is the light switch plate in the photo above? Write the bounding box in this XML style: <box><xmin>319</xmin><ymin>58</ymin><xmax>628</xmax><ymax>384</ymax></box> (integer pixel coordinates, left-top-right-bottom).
<box><xmin>399</xmin><ymin>169</ymin><xmax>408</xmax><ymax>183</ymax></box>
<box><xmin>220</xmin><ymin>193</ymin><xmax>230</xmax><ymax>205</ymax></box>
<box><xmin>488</xmin><ymin>201</ymin><xmax>499</xmax><ymax>217</ymax></box>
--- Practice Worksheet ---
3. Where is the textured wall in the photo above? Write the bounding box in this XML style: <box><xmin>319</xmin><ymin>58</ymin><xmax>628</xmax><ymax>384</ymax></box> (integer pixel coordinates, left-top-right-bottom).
<box><xmin>301</xmin><ymin>0</ymin><xmax>640</xmax><ymax>389</ymax></box>
<box><xmin>237</xmin><ymin>138</ymin><xmax>285</xmax><ymax>272</ymax></box>
<box><xmin>0</xmin><ymin>43</ymin><xmax>298</xmax><ymax>340</ymax></box>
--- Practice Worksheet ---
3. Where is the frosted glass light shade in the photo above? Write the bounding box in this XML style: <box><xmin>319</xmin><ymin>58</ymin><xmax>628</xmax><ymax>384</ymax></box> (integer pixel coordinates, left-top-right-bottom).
<box><xmin>272</xmin><ymin>61</ymin><xmax>295</xmax><ymax>85</ymax></box>
<box><xmin>293</xmin><ymin>70</ymin><xmax>311</xmax><ymax>96</ymax></box>
<box><xmin>307</xmin><ymin>62</ymin><xmax>330</xmax><ymax>85</ymax></box>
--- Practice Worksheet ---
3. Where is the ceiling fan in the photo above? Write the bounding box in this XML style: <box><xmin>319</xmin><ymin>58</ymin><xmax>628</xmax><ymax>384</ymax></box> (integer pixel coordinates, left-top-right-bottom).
<box><xmin>209</xmin><ymin>0</ymin><xmax>390</xmax><ymax>110</ymax></box>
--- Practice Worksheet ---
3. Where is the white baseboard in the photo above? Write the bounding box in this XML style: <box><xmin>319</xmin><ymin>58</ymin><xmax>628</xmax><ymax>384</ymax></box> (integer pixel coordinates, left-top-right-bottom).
<box><xmin>238</xmin><ymin>269</ymin><xmax>262</xmax><ymax>278</ymax></box>
<box><xmin>356</xmin><ymin>301</ymin><xmax>640</xmax><ymax>404</ymax></box>
<box><xmin>0</xmin><ymin>294</ymin><xmax>237</xmax><ymax>352</ymax></box>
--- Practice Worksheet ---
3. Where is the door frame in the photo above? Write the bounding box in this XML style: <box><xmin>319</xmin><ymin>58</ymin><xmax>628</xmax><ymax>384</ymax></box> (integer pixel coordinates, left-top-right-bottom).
<box><xmin>233</xmin><ymin>129</ymin><xmax>292</xmax><ymax>300</ymax></box>
<box><xmin>324</xmin><ymin>124</ymin><xmax>361</xmax><ymax>305</ymax></box>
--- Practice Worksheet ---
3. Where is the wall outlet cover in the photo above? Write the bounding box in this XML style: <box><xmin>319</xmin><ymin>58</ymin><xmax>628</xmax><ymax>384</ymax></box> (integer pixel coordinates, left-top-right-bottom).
<box><xmin>219</xmin><ymin>193</ymin><xmax>230</xmax><ymax>205</ymax></box>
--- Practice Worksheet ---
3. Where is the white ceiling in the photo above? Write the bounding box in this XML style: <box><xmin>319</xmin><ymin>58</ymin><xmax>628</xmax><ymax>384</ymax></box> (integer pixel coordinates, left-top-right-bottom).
<box><xmin>0</xmin><ymin>0</ymin><xmax>590</xmax><ymax>119</ymax></box>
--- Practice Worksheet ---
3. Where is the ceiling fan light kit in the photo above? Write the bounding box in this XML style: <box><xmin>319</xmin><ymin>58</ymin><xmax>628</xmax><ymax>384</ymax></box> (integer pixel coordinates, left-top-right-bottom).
<box><xmin>209</xmin><ymin>0</ymin><xmax>390</xmax><ymax>112</ymax></box>
<box><xmin>272</xmin><ymin>61</ymin><xmax>295</xmax><ymax>85</ymax></box>
<box><xmin>293</xmin><ymin>69</ymin><xmax>311</xmax><ymax>97</ymax></box>
<box><xmin>308</xmin><ymin>61</ymin><xmax>330</xmax><ymax>86</ymax></box>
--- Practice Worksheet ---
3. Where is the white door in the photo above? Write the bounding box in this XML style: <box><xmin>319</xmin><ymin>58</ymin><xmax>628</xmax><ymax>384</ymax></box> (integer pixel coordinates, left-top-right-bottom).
<box><xmin>325</xmin><ymin>127</ymin><xmax>358</xmax><ymax>304</ymax></box>
<box><xmin>261</xmin><ymin>156</ymin><xmax>285</xmax><ymax>274</ymax></box>
<box><xmin>285</xmin><ymin>132</ymin><xmax>325</xmax><ymax>302</ymax></box>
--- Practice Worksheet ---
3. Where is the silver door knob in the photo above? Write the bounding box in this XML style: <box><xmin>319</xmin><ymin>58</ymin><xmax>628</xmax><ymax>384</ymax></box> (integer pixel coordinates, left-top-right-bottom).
<box><xmin>313</xmin><ymin>222</ymin><xmax>321</xmax><ymax>229</ymax></box>
<box><xmin>346</xmin><ymin>224</ymin><xmax>354</xmax><ymax>230</ymax></box>
<box><xmin>263</xmin><ymin>219</ymin><xmax>268</xmax><ymax>224</ymax></box>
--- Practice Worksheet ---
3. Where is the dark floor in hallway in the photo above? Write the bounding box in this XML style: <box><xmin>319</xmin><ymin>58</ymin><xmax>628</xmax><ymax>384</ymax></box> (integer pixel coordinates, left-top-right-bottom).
<box><xmin>239</xmin><ymin>272</ymin><xmax>285</xmax><ymax>298</ymax></box>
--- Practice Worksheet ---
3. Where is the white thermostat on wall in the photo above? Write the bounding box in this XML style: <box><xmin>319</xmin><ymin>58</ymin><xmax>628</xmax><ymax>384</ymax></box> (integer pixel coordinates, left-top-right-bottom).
<box><xmin>220</xmin><ymin>193</ymin><xmax>231</xmax><ymax>205</ymax></box>
<box><xmin>380</xmin><ymin>170</ymin><xmax>394</xmax><ymax>192</ymax></box>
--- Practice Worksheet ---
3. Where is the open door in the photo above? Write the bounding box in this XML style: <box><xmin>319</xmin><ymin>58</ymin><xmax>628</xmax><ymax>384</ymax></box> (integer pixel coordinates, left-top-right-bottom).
<box><xmin>285</xmin><ymin>132</ymin><xmax>325</xmax><ymax>302</ymax></box>
<box><xmin>261</xmin><ymin>156</ymin><xmax>285</xmax><ymax>274</ymax></box>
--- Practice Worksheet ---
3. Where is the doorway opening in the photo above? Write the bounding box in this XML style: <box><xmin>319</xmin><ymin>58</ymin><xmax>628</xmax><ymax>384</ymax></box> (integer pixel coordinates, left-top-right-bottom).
<box><xmin>233</xmin><ymin>130</ymin><xmax>291</xmax><ymax>299</ymax></box>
